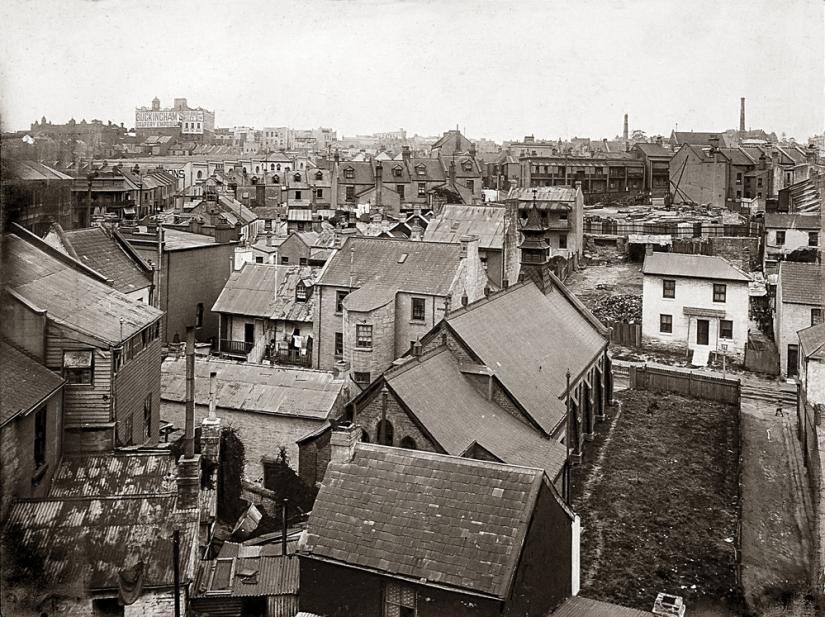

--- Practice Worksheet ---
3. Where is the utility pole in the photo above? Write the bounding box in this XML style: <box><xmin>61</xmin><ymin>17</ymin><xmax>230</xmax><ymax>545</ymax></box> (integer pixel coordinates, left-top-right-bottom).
<box><xmin>565</xmin><ymin>369</ymin><xmax>572</xmax><ymax>504</ymax></box>
<box><xmin>172</xmin><ymin>529</ymin><xmax>181</xmax><ymax>617</ymax></box>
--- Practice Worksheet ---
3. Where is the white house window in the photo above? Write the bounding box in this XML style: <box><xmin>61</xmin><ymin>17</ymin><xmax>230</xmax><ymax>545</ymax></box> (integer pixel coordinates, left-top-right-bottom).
<box><xmin>344</xmin><ymin>167</ymin><xmax>355</xmax><ymax>179</ymax></box>
<box><xmin>411</xmin><ymin>297</ymin><xmax>426</xmax><ymax>321</ymax></box>
<box><xmin>659</xmin><ymin>314</ymin><xmax>673</xmax><ymax>333</ymax></box>
<box><xmin>63</xmin><ymin>350</ymin><xmax>93</xmax><ymax>384</ymax></box>
<box><xmin>720</xmin><ymin>319</ymin><xmax>733</xmax><ymax>339</ymax></box>
<box><xmin>296</xmin><ymin>282</ymin><xmax>307</xmax><ymax>302</ymax></box>
<box><xmin>775</xmin><ymin>230</ymin><xmax>785</xmax><ymax>245</ymax></box>
<box><xmin>384</xmin><ymin>581</ymin><xmax>416</xmax><ymax>617</ymax></box>
<box><xmin>356</xmin><ymin>324</ymin><xmax>373</xmax><ymax>349</ymax></box>
<box><xmin>662</xmin><ymin>279</ymin><xmax>676</xmax><ymax>298</ymax></box>
<box><xmin>713</xmin><ymin>284</ymin><xmax>727</xmax><ymax>303</ymax></box>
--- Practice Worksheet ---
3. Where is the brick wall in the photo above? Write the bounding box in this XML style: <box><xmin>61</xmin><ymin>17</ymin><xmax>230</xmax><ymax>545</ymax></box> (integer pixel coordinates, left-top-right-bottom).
<box><xmin>161</xmin><ymin>400</ymin><xmax>325</xmax><ymax>480</ymax></box>
<box><xmin>354</xmin><ymin>386</ymin><xmax>437</xmax><ymax>451</ymax></box>
<box><xmin>124</xmin><ymin>589</ymin><xmax>178</xmax><ymax>617</ymax></box>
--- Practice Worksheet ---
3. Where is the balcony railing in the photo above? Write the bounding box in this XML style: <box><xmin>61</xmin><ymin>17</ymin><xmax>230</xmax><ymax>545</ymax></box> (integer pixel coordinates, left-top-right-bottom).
<box><xmin>264</xmin><ymin>348</ymin><xmax>313</xmax><ymax>368</ymax></box>
<box><xmin>220</xmin><ymin>339</ymin><xmax>254</xmax><ymax>356</ymax></box>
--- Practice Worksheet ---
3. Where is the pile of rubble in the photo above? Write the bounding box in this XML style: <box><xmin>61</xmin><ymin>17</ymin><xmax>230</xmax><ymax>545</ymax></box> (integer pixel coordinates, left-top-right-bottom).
<box><xmin>592</xmin><ymin>294</ymin><xmax>642</xmax><ymax>323</ymax></box>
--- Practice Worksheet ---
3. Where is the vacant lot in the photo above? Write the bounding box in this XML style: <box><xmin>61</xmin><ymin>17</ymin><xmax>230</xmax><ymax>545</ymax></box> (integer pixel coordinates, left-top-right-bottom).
<box><xmin>566</xmin><ymin>262</ymin><xmax>643</xmax><ymax>312</ymax></box>
<box><xmin>572</xmin><ymin>389</ymin><xmax>741</xmax><ymax>614</ymax></box>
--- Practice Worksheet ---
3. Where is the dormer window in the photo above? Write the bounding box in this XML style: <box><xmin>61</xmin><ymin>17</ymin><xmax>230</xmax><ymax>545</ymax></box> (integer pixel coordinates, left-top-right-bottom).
<box><xmin>392</xmin><ymin>166</ymin><xmax>402</xmax><ymax>178</ymax></box>
<box><xmin>462</xmin><ymin>160</ymin><xmax>473</xmax><ymax>172</ymax></box>
<box><xmin>344</xmin><ymin>167</ymin><xmax>355</xmax><ymax>179</ymax></box>
<box><xmin>415</xmin><ymin>165</ymin><xmax>426</xmax><ymax>176</ymax></box>
<box><xmin>296</xmin><ymin>281</ymin><xmax>308</xmax><ymax>302</ymax></box>
<box><xmin>294</xmin><ymin>172</ymin><xmax>302</xmax><ymax>182</ymax></box>
<box><xmin>315</xmin><ymin>170</ymin><xmax>323</xmax><ymax>180</ymax></box>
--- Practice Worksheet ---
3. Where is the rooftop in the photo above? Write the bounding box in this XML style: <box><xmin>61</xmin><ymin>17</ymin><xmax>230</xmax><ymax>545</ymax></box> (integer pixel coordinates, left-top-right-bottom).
<box><xmin>49</xmin><ymin>452</ymin><xmax>176</xmax><ymax>498</ymax></box>
<box><xmin>46</xmin><ymin>226</ymin><xmax>152</xmax><ymax>295</ymax></box>
<box><xmin>799</xmin><ymin>323</ymin><xmax>825</xmax><ymax>361</ymax></box>
<box><xmin>642</xmin><ymin>252</ymin><xmax>751</xmax><ymax>282</ymax></box>
<box><xmin>445</xmin><ymin>282</ymin><xmax>607</xmax><ymax>434</ymax></box>
<box><xmin>192</xmin><ymin>554</ymin><xmax>299</xmax><ymax>601</ymax></box>
<box><xmin>0</xmin><ymin>341</ymin><xmax>64</xmax><ymax>428</ymax></box>
<box><xmin>318</xmin><ymin>236</ymin><xmax>463</xmax><ymax>298</ymax></box>
<box><xmin>779</xmin><ymin>261</ymin><xmax>823</xmax><ymax>306</ymax></box>
<box><xmin>161</xmin><ymin>357</ymin><xmax>343</xmax><ymax>420</ymax></box>
<box><xmin>3</xmin><ymin>231</ymin><xmax>163</xmax><ymax>345</ymax></box>
<box><xmin>764</xmin><ymin>212</ymin><xmax>821</xmax><ymax>230</ymax></box>
<box><xmin>211</xmin><ymin>263</ymin><xmax>318</xmax><ymax>322</ymax></box>
<box><xmin>384</xmin><ymin>347</ymin><xmax>567</xmax><ymax>478</ymax></box>
<box><xmin>303</xmin><ymin>443</ymin><xmax>549</xmax><ymax>599</ymax></box>
<box><xmin>549</xmin><ymin>596</ymin><xmax>655</xmax><ymax>617</ymax></box>
<box><xmin>423</xmin><ymin>204</ymin><xmax>505</xmax><ymax>249</ymax></box>
<box><xmin>4</xmin><ymin>160</ymin><xmax>73</xmax><ymax>182</ymax></box>
<box><xmin>506</xmin><ymin>186</ymin><xmax>578</xmax><ymax>203</ymax></box>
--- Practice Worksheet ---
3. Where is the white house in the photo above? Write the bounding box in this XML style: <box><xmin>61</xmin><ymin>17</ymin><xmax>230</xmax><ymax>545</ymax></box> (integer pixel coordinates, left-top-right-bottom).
<box><xmin>642</xmin><ymin>252</ymin><xmax>751</xmax><ymax>363</ymax></box>
<box><xmin>799</xmin><ymin>323</ymin><xmax>825</xmax><ymax>409</ymax></box>
<box><xmin>763</xmin><ymin>213</ymin><xmax>820</xmax><ymax>273</ymax></box>
<box><xmin>774</xmin><ymin>261</ymin><xmax>823</xmax><ymax>377</ymax></box>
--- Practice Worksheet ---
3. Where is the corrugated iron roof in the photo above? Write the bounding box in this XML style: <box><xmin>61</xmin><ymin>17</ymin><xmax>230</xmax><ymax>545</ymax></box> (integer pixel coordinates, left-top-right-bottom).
<box><xmin>5</xmin><ymin>495</ymin><xmax>199</xmax><ymax>590</ymax></box>
<box><xmin>424</xmin><ymin>204</ymin><xmax>505</xmax><ymax>249</ymax></box>
<box><xmin>506</xmin><ymin>186</ymin><xmax>577</xmax><ymax>203</ymax></box>
<box><xmin>192</xmin><ymin>554</ymin><xmax>299</xmax><ymax>598</ymax></box>
<box><xmin>0</xmin><ymin>341</ymin><xmax>64</xmax><ymax>428</ymax></box>
<box><xmin>161</xmin><ymin>357</ymin><xmax>343</xmax><ymax>420</ymax></box>
<box><xmin>303</xmin><ymin>444</ymin><xmax>545</xmax><ymax>599</ymax></box>
<box><xmin>3</xmin><ymin>232</ymin><xmax>163</xmax><ymax>345</ymax></box>
<box><xmin>642</xmin><ymin>252</ymin><xmax>751</xmax><ymax>282</ymax></box>
<box><xmin>49</xmin><ymin>453</ymin><xmax>176</xmax><ymax>498</ymax></box>
<box><xmin>446</xmin><ymin>283</ymin><xmax>607</xmax><ymax>434</ymax></box>
<box><xmin>211</xmin><ymin>264</ymin><xmax>318</xmax><ymax>321</ymax></box>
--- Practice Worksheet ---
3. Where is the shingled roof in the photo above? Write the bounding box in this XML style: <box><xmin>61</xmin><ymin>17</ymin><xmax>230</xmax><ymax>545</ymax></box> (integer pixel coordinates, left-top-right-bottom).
<box><xmin>779</xmin><ymin>261</ymin><xmax>823</xmax><ymax>306</ymax></box>
<box><xmin>799</xmin><ymin>323</ymin><xmax>825</xmax><ymax>361</ymax></box>
<box><xmin>550</xmin><ymin>596</ymin><xmax>655</xmax><ymax>617</ymax></box>
<box><xmin>302</xmin><ymin>443</ymin><xmax>549</xmax><ymax>599</ymax></box>
<box><xmin>48</xmin><ymin>226</ymin><xmax>152</xmax><ymax>295</ymax></box>
<box><xmin>317</xmin><ymin>237</ymin><xmax>463</xmax><ymax>297</ymax></box>
<box><xmin>0</xmin><ymin>341</ymin><xmax>64</xmax><ymax>428</ymax></box>
<box><xmin>383</xmin><ymin>347</ymin><xmax>567</xmax><ymax>478</ymax></box>
<box><xmin>444</xmin><ymin>283</ymin><xmax>607</xmax><ymax>435</ymax></box>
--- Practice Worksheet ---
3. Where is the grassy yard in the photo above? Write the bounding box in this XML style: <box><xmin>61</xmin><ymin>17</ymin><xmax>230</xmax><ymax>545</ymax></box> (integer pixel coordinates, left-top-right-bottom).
<box><xmin>572</xmin><ymin>389</ymin><xmax>742</xmax><ymax>613</ymax></box>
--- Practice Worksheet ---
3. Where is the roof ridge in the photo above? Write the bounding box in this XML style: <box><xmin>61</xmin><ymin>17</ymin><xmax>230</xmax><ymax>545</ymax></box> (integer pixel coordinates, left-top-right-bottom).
<box><xmin>385</xmin><ymin>345</ymin><xmax>450</xmax><ymax>380</ymax></box>
<box><xmin>10</xmin><ymin>224</ymin><xmax>112</xmax><ymax>285</ymax></box>
<box><xmin>446</xmin><ymin>281</ymin><xmax>530</xmax><ymax>319</ymax></box>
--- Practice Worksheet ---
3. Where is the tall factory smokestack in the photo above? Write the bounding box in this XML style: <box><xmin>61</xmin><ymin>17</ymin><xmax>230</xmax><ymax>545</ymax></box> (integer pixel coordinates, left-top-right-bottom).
<box><xmin>623</xmin><ymin>113</ymin><xmax>629</xmax><ymax>141</ymax></box>
<box><xmin>740</xmin><ymin>97</ymin><xmax>746</xmax><ymax>132</ymax></box>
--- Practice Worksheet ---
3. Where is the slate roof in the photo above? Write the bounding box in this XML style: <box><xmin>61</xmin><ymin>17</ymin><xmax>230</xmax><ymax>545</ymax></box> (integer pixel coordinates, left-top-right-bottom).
<box><xmin>550</xmin><ymin>596</ymin><xmax>655</xmax><ymax>617</ymax></box>
<box><xmin>161</xmin><ymin>357</ymin><xmax>342</xmax><ymax>420</ymax></box>
<box><xmin>384</xmin><ymin>348</ymin><xmax>567</xmax><ymax>478</ymax></box>
<box><xmin>49</xmin><ymin>453</ymin><xmax>176</xmax><ymax>498</ymax></box>
<box><xmin>3</xmin><ymin>231</ymin><xmax>163</xmax><ymax>345</ymax></box>
<box><xmin>192</xmin><ymin>554</ymin><xmax>299</xmax><ymax>599</ymax></box>
<box><xmin>764</xmin><ymin>213</ymin><xmax>821</xmax><ymax>230</ymax></box>
<box><xmin>212</xmin><ymin>263</ymin><xmax>317</xmax><ymax>321</ymax></box>
<box><xmin>56</xmin><ymin>227</ymin><xmax>151</xmax><ymax>294</ymax></box>
<box><xmin>799</xmin><ymin>323</ymin><xmax>825</xmax><ymax>361</ymax></box>
<box><xmin>633</xmin><ymin>143</ymin><xmax>673</xmax><ymax>158</ymax></box>
<box><xmin>303</xmin><ymin>443</ymin><xmax>546</xmax><ymax>598</ymax></box>
<box><xmin>424</xmin><ymin>204</ymin><xmax>505</xmax><ymax>249</ymax></box>
<box><xmin>318</xmin><ymin>237</ymin><xmax>462</xmax><ymax>297</ymax></box>
<box><xmin>642</xmin><ymin>253</ymin><xmax>751</xmax><ymax>282</ymax></box>
<box><xmin>779</xmin><ymin>262</ymin><xmax>823</xmax><ymax>306</ymax></box>
<box><xmin>431</xmin><ymin>129</ymin><xmax>473</xmax><ymax>154</ymax></box>
<box><xmin>0</xmin><ymin>341</ymin><xmax>64</xmax><ymax>428</ymax></box>
<box><xmin>218</xmin><ymin>195</ymin><xmax>258</xmax><ymax>225</ymax></box>
<box><xmin>671</xmin><ymin>131</ymin><xmax>728</xmax><ymax>147</ymax></box>
<box><xmin>4</xmin><ymin>495</ymin><xmax>199</xmax><ymax>590</ymax></box>
<box><xmin>446</xmin><ymin>283</ymin><xmax>606</xmax><ymax>434</ymax></box>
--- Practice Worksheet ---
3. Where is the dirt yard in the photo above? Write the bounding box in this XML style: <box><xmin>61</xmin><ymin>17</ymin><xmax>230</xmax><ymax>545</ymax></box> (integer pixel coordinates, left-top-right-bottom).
<box><xmin>566</xmin><ymin>262</ymin><xmax>643</xmax><ymax>312</ymax></box>
<box><xmin>572</xmin><ymin>389</ymin><xmax>742</xmax><ymax>614</ymax></box>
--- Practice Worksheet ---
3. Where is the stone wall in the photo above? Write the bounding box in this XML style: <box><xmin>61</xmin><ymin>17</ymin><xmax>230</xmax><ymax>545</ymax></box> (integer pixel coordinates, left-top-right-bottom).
<box><xmin>353</xmin><ymin>386</ymin><xmax>437</xmax><ymax>451</ymax></box>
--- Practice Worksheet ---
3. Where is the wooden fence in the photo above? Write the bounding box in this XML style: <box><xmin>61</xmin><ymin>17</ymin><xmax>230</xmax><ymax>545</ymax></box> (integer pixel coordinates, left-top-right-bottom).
<box><xmin>629</xmin><ymin>364</ymin><xmax>741</xmax><ymax>405</ymax></box>
<box><xmin>604</xmin><ymin>321</ymin><xmax>642</xmax><ymax>347</ymax></box>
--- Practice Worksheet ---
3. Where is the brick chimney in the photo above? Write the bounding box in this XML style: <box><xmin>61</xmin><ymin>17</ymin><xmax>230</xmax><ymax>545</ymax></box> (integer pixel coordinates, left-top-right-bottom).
<box><xmin>200</xmin><ymin>371</ymin><xmax>222</xmax><ymax>467</ymax></box>
<box><xmin>623</xmin><ymin>113</ymin><xmax>629</xmax><ymax>141</ymax></box>
<box><xmin>330</xmin><ymin>422</ymin><xmax>361</xmax><ymax>464</ymax></box>
<box><xmin>402</xmin><ymin>145</ymin><xmax>411</xmax><ymax>163</ymax></box>
<box><xmin>375</xmin><ymin>160</ymin><xmax>383</xmax><ymax>206</ymax></box>
<box><xmin>449</xmin><ymin>159</ymin><xmax>457</xmax><ymax>188</ymax></box>
<box><xmin>177</xmin><ymin>327</ymin><xmax>201</xmax><ymax>510</ymax></box>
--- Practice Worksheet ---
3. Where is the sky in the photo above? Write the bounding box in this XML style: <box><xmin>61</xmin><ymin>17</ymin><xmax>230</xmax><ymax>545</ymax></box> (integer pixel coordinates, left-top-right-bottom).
<box><xmin>0</xmin><ymin>0</ymin><xmax>823</xmax><ymax>142</ymax></box>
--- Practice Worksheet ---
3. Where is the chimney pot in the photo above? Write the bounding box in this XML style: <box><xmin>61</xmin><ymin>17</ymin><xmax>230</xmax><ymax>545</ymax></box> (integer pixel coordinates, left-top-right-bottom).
<box><xmin>412</xmin><ymin>339</ymin><xmax>422</xmax><ymax>357</ymax></box>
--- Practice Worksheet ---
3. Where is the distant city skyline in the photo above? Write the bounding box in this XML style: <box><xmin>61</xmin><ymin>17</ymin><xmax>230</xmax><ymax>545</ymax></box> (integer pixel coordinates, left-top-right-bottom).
<box><xmin>0</xmin><ymin>0</ymin><xmax>822</xmax><ymax>142</ymax></box>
